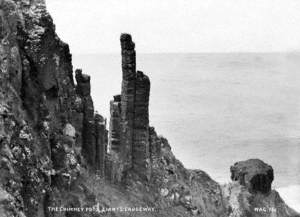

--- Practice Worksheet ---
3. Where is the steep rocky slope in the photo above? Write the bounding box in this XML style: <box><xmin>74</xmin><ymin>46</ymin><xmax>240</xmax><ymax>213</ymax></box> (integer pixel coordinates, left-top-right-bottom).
<box><xmin>0</xmin><ymin>1</ymin><xmax>299</xmax><ymax>217</ymax></box>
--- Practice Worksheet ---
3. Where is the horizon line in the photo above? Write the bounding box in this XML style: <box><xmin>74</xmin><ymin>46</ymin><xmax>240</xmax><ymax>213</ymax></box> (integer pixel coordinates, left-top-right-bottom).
<box><xmin>72</xmin><ymin>51</ymin><xmax>300</xmax><ymax>55</ymax></box>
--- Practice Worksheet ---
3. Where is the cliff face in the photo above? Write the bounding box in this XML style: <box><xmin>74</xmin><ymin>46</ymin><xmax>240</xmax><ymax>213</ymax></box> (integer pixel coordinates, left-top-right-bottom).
<box><xmin>0</xmin><ymin>1</ymin><xmax>82</xmax><ymax>216</ymax></box>
<box><xmin>0</xmin><ymin>1</ymin><xmax>299</xmax><ymax>217</ymax></box>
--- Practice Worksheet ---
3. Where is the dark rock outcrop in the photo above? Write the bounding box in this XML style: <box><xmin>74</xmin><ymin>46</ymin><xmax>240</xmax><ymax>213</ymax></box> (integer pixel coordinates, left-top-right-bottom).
<box><xmin>75</xmin><ymin>69</ymin><xmax>91</xmax><ymax>96</ymax></box>
<box><xmin>230</xmin><ymin>159</ymin><xmax>274</xmax><ymax>194</ymax></box>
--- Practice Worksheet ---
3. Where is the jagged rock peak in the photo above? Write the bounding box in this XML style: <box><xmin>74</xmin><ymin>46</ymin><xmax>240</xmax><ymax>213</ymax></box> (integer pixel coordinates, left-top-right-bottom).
<box><xmin>75</xmin><ymin>68</ymin><xmax>91</xmax><ymax>97</ymax></box>
<box><xmin>120</xmin><ymin>33</ymin><xmax>135</xmax><ymax>50</ymax></box>
<box><xmin>113</xmin><ymin>94</ymin><xmax>121</xmax><ymax>102</ymax></box>
<box><xmin>137</xmin><ymin>70</ymin><xmax>150</xmax><ymax>81</ymax></box>
<box><xmin>75</xmin><ymin>68</ymin><xmax>91</xmax><ymax>82</ymax></box>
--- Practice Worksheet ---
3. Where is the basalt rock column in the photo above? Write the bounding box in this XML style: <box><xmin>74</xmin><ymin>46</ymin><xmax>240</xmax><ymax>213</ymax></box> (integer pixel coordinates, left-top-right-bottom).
<box><xmin>132</xmin><ymin>71</ymin><xmax>151</xmax><ymax>179</ymax></box>
<box><xmin>109</xmin><ymin>95</ymin><xmax>121</xmax><ymax>153</ymax></box>
<box><xmin>75</xmin><ymin>69</ymin><xmax>96</xmax><ymax>168</ymax></box>
<box><xmin>120</xmin><ymin>34</ymin><xmax>136</xmax><ymax>170</ymax></box>
<box><xmin>95</xmin><ymin>114</ymin><xmax>107</xmax><ymax>177</ymax></box>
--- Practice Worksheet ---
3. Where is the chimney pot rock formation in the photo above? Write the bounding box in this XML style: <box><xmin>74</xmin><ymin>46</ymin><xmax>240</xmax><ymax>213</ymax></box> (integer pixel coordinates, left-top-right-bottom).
<box><xmin>107</xmin><ymin>34</ymin><xmax>151</xmax><ymax>180</ymax></box>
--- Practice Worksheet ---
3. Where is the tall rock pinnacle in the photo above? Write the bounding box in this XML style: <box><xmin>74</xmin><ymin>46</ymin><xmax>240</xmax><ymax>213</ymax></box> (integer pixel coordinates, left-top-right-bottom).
<box><xmin>120</xmin><ymin>33</ymin><xmax>136</xmax><ymax>171</ymax></box>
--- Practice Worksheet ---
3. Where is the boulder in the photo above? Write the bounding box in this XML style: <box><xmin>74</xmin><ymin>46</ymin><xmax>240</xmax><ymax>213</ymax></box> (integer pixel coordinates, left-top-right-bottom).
<box><xmin>230</xmin><ymin>159</ymin><xmax>274</xmax><ymax>194</ymax></box>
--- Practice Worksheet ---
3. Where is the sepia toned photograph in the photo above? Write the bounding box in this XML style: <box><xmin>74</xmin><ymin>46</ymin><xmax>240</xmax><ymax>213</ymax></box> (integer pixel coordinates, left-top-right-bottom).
<box><xmin>0</xmin><ymin>0</ymin><xmax>300</xmax><ymax>216</ymax></box>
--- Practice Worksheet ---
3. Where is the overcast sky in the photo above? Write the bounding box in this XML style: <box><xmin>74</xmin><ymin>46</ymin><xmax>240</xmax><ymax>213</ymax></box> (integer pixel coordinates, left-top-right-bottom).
<box><xmin>46</xmin><ymin>0</ymin><xmax>300</xmax><ymax>54</ymax></box>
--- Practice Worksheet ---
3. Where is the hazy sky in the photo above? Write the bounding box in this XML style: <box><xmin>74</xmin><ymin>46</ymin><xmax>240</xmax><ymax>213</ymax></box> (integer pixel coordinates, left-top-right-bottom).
<box><xmin>46</xmin><ymin>0</ymin><xmax>300</xmax><ymax>54</ymax></box>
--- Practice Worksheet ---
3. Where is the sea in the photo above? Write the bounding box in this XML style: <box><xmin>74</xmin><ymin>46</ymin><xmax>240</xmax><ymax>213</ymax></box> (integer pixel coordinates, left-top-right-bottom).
<box><xmin>73</xmin><ymin>53</ymin><xmax>300</xmax><ymax>212</ymax></box>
